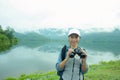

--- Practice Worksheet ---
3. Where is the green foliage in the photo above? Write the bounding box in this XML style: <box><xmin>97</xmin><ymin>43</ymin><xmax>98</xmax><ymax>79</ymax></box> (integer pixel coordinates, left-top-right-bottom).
<box><xmin>0</xmin><ymin>25</ymin><xmax>18</xmax><ymax>52</ymax></box>
<box><xmin>6</xmin><ymin>71</ymin><xmax>59</xmax><ymax>80</ymax></box>
<box><xmin>6</xmin><ymin>60</ymin><xmax>120</xmax><ymax>80</ymax></box>
<box><xmin>0</xmin><ymin>34</ymin><xmax>10</xmax><ymax>51</ymax></box>
<box><xmin>84</xmin><ymin>60</ymin><xmax>120</xmax><ymax>80</ymax></box>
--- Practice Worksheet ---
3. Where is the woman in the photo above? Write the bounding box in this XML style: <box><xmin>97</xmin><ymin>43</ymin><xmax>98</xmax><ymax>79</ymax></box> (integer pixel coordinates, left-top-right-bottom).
<box><xmin>56</xmin><ymin>28</ymin><xmax>88</xmax><ymax>80</ymax></box>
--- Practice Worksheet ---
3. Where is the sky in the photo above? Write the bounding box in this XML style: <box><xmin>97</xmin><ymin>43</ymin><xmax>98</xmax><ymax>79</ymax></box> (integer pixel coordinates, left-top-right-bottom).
<box><xmin>0</xmin><ymin>0</ymin><xmax>120</xmax><ymax>32</ymax></box>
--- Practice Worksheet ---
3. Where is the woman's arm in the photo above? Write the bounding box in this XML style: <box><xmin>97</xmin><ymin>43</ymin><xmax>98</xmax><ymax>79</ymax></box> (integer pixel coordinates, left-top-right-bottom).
<box><xmin>57</xmin><ymin>48</ymin><xmax>73</xmax><ymax>70</ymax></box>
<box><xmin>81</xmin><ymin>49</ymin><xmax>89</xmax><ymax>73</ymax></box>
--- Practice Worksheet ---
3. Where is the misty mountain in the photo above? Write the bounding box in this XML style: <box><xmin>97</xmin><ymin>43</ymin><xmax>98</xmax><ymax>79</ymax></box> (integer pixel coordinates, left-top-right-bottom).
<box><xmin>14</xmin><ymin>28</ymin><xmax>120</xmax><ymax>55</ymax></box>
<box><xmin>14</xmin><ymin>32</ymin><xmax>50</xmax><ymax>48</ymax></box>
<box><xmin>80</xmin><ymin>29</ymin><xmax>120</xmax><ymax>55</ymax></box>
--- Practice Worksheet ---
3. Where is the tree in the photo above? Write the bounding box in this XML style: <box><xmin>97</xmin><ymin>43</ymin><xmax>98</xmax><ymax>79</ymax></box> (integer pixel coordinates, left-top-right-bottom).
<box><xmin>0</xmin><ymin>25</ymin><xmax>18</xmax><ymax>52</ymax></box>
<box><xmin>0</xmin><ymin>25</ymin><xmax>3</xmax><ymax>34</ymax></box>
<box><xmin>0</xmin><ymin>33</ymin><xmax>10</xmax><ymax>51</ymax></box>
<box><xmin>4</xmin><ymin>26</ymin><xmax>15</xmax><ymax>45</ymax></box>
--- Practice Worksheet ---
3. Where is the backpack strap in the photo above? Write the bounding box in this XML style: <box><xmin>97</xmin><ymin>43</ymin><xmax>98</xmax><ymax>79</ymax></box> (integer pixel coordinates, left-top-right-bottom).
<box><xmin>61</xmin><ymin>45</ymin><xmax>67</xmax><ymax>61</ymax></box>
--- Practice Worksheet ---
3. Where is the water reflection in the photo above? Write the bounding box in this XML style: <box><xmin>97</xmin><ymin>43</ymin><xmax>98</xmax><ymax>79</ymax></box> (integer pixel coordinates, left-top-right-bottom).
<box><xmin>0</xmin><ymin>46</ymin><xmax>58</xmax><ymax>80</ymax></box>
<box><xmin>87</xmin><ymin>49</ymin><xmax>120</xmax><ymax>64</ymax></box>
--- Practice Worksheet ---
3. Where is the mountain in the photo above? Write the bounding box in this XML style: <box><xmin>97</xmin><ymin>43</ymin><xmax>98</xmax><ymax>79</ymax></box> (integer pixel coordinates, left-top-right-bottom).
<box><xmin>14</xmin><ymin>28</ymin><xmax>120</xmax><ymax>55</ymax></box>
<box><xmin>14</xmin><ymin>32</ymin><xmax>50</xmax><ymax>48</ymax></box>
<box><xmin>80</xmin><ymin>29</ymin><xmax>120</xmax><ymax>55</ymax></box>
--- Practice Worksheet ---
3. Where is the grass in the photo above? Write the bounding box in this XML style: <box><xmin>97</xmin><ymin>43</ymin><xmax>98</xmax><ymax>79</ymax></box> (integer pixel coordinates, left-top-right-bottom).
<box><xmin>85</xmin><ymin>60</ymin><xmax>120</xmax><ymax>80</ymax></box>
<box><xmin>6</xmin><ymin>60</ymin><xmax>120</xmax><ymax>80</ymax></box>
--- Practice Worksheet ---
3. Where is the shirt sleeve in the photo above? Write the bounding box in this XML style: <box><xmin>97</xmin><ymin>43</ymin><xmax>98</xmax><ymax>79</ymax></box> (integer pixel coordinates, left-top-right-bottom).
<box><xmin>55</xmin><ymin>51</ymin><xmax>64</xmax><ymax>71</ymax></box>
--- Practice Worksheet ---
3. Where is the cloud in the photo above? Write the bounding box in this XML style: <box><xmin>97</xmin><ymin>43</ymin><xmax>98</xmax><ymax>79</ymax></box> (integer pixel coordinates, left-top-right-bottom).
<box><xmin>0</xmin><ymin>0</ymin><xmax>120</xmax><ymax>32</ymax></box>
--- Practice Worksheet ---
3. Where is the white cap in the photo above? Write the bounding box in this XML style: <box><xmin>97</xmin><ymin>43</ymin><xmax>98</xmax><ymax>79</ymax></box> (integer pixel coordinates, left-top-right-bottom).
<box><xmin>68</xmin><ymin>28</ymin><xmax>81</xmax><ymax>37</ymax></box>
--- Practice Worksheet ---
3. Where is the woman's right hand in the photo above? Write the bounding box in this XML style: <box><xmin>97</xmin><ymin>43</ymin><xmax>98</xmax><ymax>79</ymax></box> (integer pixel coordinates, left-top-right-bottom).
<box><xmin>66</xmin><ymin>48</ymin><xmax>74</xmax><ymax>59</ymax></box>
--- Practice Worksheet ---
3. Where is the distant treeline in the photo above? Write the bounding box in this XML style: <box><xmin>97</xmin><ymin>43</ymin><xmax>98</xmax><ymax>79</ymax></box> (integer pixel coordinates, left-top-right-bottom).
<box><xmin>0</xmin><ymin>25</ymin><xmax>18</xmax><ymax>52</ymax></box>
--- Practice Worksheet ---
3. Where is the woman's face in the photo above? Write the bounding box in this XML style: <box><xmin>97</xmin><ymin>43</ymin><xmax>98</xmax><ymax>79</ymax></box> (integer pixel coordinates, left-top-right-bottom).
<box><xmin>68</xmin><ymin>34</ymin><xmax>80</xmax><ymax>47</ymax></box>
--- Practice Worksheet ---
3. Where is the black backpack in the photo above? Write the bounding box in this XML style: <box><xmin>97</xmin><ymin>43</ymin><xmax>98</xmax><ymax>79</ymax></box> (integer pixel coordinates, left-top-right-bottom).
<box><xmin>57</xmin><ymin>45</ymin><xmax>67</xmax><ymax>80</ymax></box>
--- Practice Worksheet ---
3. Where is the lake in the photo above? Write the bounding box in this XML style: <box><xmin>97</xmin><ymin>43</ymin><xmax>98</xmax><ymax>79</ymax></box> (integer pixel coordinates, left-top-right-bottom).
<box><xmin>0</xmin><ymin>43</ymin><xmax>119</xmax><ymax>80</ymax></box>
